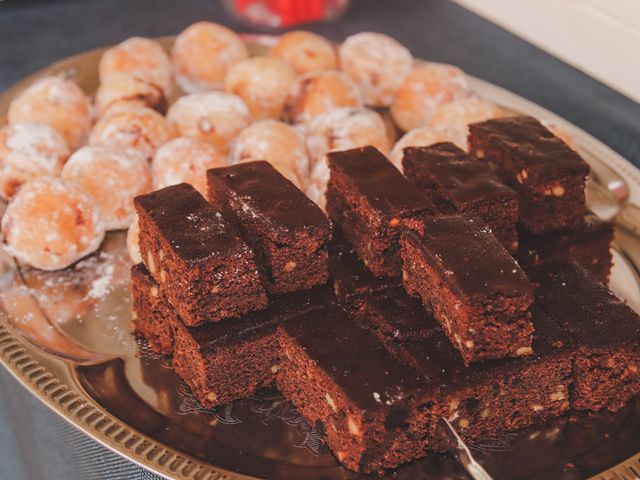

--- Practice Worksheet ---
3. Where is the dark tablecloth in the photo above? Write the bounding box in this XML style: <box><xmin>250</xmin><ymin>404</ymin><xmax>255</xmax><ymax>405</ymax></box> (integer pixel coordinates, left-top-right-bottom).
<box><xmin>0</xmin><ymin>1</ymin><xmax>638</xmax><ymax>479</ymax></box>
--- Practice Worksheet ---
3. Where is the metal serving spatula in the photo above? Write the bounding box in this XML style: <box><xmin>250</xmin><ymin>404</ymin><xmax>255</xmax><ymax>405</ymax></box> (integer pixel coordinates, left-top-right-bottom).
<box><xmin>438</xmin><ymin>417</ymin><xmax>494</xmax><ymax>480</ymax></box>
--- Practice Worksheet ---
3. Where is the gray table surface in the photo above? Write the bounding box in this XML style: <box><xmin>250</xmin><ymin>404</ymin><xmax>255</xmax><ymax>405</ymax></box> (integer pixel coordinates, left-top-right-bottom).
<box><xmin>0</xmin><ymin>0</ymin><xmax>639</xmax><ymax>479</ymax></box>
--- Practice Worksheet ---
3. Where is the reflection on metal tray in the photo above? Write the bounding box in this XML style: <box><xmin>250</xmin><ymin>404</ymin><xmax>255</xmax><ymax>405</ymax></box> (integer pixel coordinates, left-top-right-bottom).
<box><xmin>1</xmin><ymin>37</ymin><xmax>640</xmax><ymax>480</ymax></box>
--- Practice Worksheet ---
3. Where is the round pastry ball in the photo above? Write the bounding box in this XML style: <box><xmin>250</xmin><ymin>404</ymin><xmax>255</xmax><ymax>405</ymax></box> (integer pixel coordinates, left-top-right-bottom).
<box><xmin>166</xmin><ymin>91</ymin><xmax>250</xmax><ymax>152</ymax></box>
<box><xmin>152</xmin><ymin>137</ymin><xmax>226</xmax><ymax>195</ymax></box>
<box><xmin>172</xmin><ymin>21</ymin><xmax>248</xmax><ymax>93</ymax></box>
<box><xmin>269</xmin><ymin>31</ymin><xmax>338</xmax><ymax>75</ymax></box>
<box><xmin>305</xmin><ymin>107</ymin><xmax>391</xmax><ymax>165</ymax></box>
<box><xmin>391</xmin><ymin>62</ymin><xmax>470</xmax><ymax>132</ymax></box>
<box><xmin>89</xmin><ymin>105</ymin><xmax>173</xmax><ymax>161</ymax></box>
<box><xmin>62</xmin><ymin>145</ymin><xmax>151</xmax><ymax>230</ymax></box>
<box><xmin>1</xmin><ymin>176</ymin><xmax>105</xmax><ymax>271</ymax></box>
<box><xmin>428</xmin><ymin>96</ymin><xmax>503</xmax><ymax>131</ymax></box>
<box><xmin>284</xmin><ymin>70</ymin><xmax>363</xmax><ymax>125</ymax></box>
<box><xmin>338</xmin><ymin>32</ymin><xmax>413</xmax><ymax>107</ymax></box>
<box><xmin>225</xmin><ymin>57</ymin><xmax>297</xmax><ymax>120</ymax></box>
<box><xmin>127</xmin><ymin>214</ymin><xmax>142</xmax><ymax>264</ymax></box>
<box><xmin>229</xmin><ymin>120</ymin><xmax>310</xmax><ymax>188</ymax></box>
<box><xmin>0</xmin><ymin>123</ymin><xmax>70</xmax><ymax>200</ymax></box>
<box><xmin>389</xmin><ymin>125</ymin><xmax>466</xmax><ymax>170</ymax></box>
<box><xmin>94</xmin><ymin>72</ymin><xmax>167</xmax><ymax>117</ymax></box>
<box><xmin>8</xmin><ymin>76</ymin><xmax>91</xmax><ymax>151</ymax></box>
<box><xmin>99</xmin><ymin>37</ymin><xmax>172</xmax><ymax>96</ymax></box>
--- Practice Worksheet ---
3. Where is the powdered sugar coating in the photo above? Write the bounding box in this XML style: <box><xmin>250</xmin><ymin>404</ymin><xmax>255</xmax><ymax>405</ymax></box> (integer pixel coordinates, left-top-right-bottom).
<box><xmin>391</xmin><ymin>62</ymin><xmax>471</xmax><ymax>132</ymax></box>
<box><xmin>152</xmin><ymin>137</ymin><xmax>226</xmax><ymax>195</ymax></box>
<box><xmin>229</xmin><ymin>120</ymin><xmax>310</xmax><ymax>188</ymax></box>
<box><xmin>306</xmin><ymin>156</ymin><xmax>330</xmax><ymax>211</ymax></box>
<box><xmin>284</xmin><ymin>70</ymin><xmax>363</xmax><ymax>125</ymax></box>
<box><xmin>305</xmin><ymin>107</ymin><xmax>391</xmax><ymax>165</ymax></box>
<box><xmin>225</xmin><ymin>57</ymin><xmax>297</xmax><ymax>120</ymax></box>
<box><xmin>89</xmin><ymin>105</ymin><xmax>173</xmax><ymax>160</ymax></box>
<box><xmin>94</xmin><ymin>72</ymin><xmax>166</xmax><ymax>117</ymax></box>
<box><xmin>127</xmin><ymin>214</ymin><xmax>141</xmax><ymax>264</ymax></box>
<box><xmin>1</xmin><ymin>176</ymin><xmax>105</xmax><ymax>271</ymax></box>
<box><xmin>8</xmin><ymin>76</ymin><xmax>91</xmax><ymax>151</ymax></box>
<box><xmin>389</xmin><ymin>125</ymin><xmax>467</xmax><ymax>170</ymax></box>
<box><xmin>269</xmin><ymin>31</ymin><xmax>338</xmax><ymax>75</ymax></box>
<box><xmin>0</xmin><ymin>123</ymin><xmax>70</xmax><ymax>200</ymax></box>
<box><xmin>428</xmin><ymin>96</ymin><xmax>503</xmax><ymax>132</ymax></box>
<box><xmin>62</xmin><ymin>145</ymin><xmax>151</xmax><ymax>230</ymax></box>
<box><xmin>172</xmin><ymin>21</ymin><xmax>248</xmax><ymax>93</ymax></box>
<box><xmin>166</xmin><ymin>92</ymin><xmax>250</xmax><ymax>153</ymax></box>
<box><xmin>338</xmin><ymin>32</ymin><xmax>413</xmax><ymax>107</ymax></box>
<box><xmin>99</xmin><ymin>37</ymin><xmax>173</xmax><ymax>96</ymax></box>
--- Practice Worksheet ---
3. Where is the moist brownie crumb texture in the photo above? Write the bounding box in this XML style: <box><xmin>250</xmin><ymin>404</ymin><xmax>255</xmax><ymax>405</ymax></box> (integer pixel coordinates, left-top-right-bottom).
<box><xmin>130</xmin><ymin>119</ymin><xmax>634</xmax><ymax>474</ymax></box>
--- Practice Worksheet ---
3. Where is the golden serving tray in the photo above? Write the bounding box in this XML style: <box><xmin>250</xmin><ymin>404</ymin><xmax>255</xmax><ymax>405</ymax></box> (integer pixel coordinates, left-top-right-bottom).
<box><xmin>0</xmin><ymin>36</ymin><xmax>639</xmax><ymax>480</ymax></box>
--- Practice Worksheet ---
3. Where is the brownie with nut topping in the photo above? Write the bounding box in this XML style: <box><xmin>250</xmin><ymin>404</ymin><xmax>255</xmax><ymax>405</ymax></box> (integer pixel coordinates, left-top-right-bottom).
<box><xmin>518</xmin><ymin>210</ymin><xmax>613</xmax><ymax>283</ymax></box>
<box><xmin>402</xmin><ymin>142</ymin><xmax>519</xmax><ymax>252</ymax></box>
<box><xmin>134</xmin><ymin>183</ymin><xmax>267</xmax><ymax>326</ymax></box>
<box><xmin>276</xmin><ymin>303</ymin><xmax>432</xmax><ymax>474</ymax></box>
<box><xmin>468</xmin><ymin>115</ymin><xmax>590</xmax><ymax>234</ymax></box>
<box><xmin>207</xmin><ymin>161</ymin><xmax>331</xmax><ymax>294</ymax></box>
<box><xmin>358</xmin><ymin>288</ymin><xmax>574</xmax><ymax>451</ymax></box>
<box><xmin>532</xmin><ymin>261</ymin><xmax>640</xmax><ymax>412</ymax></box>
<box><xmin>400</xmin><ymin>215</ymin><xmax>535</xmax><ymax>365</ymax></box>
<box><xmin>130</xmin><ymin>263</ymin><xmax>174</xmax><ymax>355</ymax></box>
<box><xmin>326</xmin><ymin>146</ymin><xmax>436</xmax><ymax>277</ymax></box>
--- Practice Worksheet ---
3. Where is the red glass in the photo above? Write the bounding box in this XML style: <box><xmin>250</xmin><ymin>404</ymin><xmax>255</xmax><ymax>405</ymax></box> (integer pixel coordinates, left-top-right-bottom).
<box><xmin>225</xmin><ymin>0</ymin><xmax>349</xmax><ymax>28</ymax></box>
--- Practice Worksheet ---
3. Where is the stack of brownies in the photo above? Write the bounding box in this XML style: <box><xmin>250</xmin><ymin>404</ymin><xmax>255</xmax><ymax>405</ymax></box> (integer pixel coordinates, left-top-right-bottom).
<box><xmin>131</xmin><ymin>115</ymin><xmax>640</xmax><ymax>474</ymax></box>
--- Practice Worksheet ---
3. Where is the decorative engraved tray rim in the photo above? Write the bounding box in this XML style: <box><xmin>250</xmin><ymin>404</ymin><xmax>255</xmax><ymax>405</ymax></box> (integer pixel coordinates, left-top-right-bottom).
<box><xmin>0</xmin><ymin>37</ymin><xmax>639</xmax><ymax>480</ymax></box>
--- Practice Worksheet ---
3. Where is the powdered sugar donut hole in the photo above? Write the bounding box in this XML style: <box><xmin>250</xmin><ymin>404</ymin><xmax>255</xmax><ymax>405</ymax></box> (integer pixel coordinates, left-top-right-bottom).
<box><xmin>62</xmin><ymin>145</ymin><xmax>151</xmax><ymax>230</ymax></box>
<box><xmin>0</xmin><ymin>123</ymin><xmax>70</xmax><ymax>200</ymax></box>
<box><xmin>89</xmin><ymin>105</ymin><xmax>173</xmax><ymax>161</ymax></box>
<box><xmin>127</xmin><ymin>214</ymin><xmax>142</xmax><ymax>264</ymax></box>
<box><xmin>166</xmin><ymin>92</ymin><xmax>250</xmax><ymax>153</ymax></box>
<box><xmin>338</xmin><ymin>32</ymin><xmax>413</xmax><ymax>107</ymax></box>
<box><xmin>225</xmin><ymin>57</ymin><xmax>297</xmax><ymax>120</ymax></box>
<box><xmin>389</xmin><ymin>125</ymin><xmax>467</xmax><ymax>170</ymax></box>
<box><xmin>284</xmin><ymin>70</ymin><xmax>363</xmax><ymax>125</ymax></box>
<box><xmin>94</xmin><ymin>72</ymin><xmax>167</xmax><ymax>117</ymax></box>
<box><xmin>152</xmin><ymin>137</ymin><xmax>226</xmax><ymax>195</ymax></box>
<box><xmin>429</xmin><ymin>96</ymin><xmax>503</xmax><ymax>131</ymax></box>
<box><xmin>99</xmin><ymin>37</ymin><xmax>173</xmax><ymax>96</ymax></box>
<box><xmin>269</xmin><ymin>31</ymin><xmax>338</xmax><ymax>75</ymax></box>
<box><xmin>8</xmin><ymin>76</ymin><xmax>91</xmax><ymax>151</ymax></box>
<box><xmin>1</xmin><ymin>176</ymin><xmax>105</xmax><ymax>271</ymax></box>
<box><xmin>391</xmin><ymin>62</ymin><xmax>470</xmax><ymax>132</ymax></box>
<box><xmin>172</xmin><ymin>22</ymin><xmax>248</xmax><ymax>93</ymax></box>
<box><xmin>229</xmin><ymin>120</ymin><xmax>310</xmax><ymax>188</ymax></box>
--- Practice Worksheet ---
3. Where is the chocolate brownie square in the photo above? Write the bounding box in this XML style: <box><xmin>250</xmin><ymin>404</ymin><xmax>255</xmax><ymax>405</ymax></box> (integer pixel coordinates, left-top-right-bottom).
<box><xmin>468</xmin><ymin>116</ymin><xmax>590</xmax><ymax>234</ymax></box>
<box><xmin>326</xmin><ymin>146</ymin><xmax>436</xmax><ymax>277</ymax></box>
<box><xmin>134</xmin><ymin>183</ymin><xmax>267</xmax><ymax>326</ymax></box>
<box><xmin>402</xmin><ymin>142</ymin><xmax>519</xmax><ymax>252</ymax></box>
<box><xmin>328</xmin><ymin>228</ymin><xmax>400</xmax><ymax>313</ymax></box>
<box><xmin>277</xmin><ymin>304</ymin><xmax>430</xmax><ymax>474</ymax></box>
<box><xmin>358</xmin><ymin>288</ymin><xmax>574</xmax><ymax>450</ymax></box>
<box><xmin>400</xmin><ymin>215</ymin><xmax>535</xmax><ymax>364</ymax></box>
<box><xmin>172</xmin><ymin>286</ymin><xmax>333</xmax><ymax>408</ymax></box>
<box><xmin>207</xmin><ymin>161</ymin><xmax>332</xmax><ymax>293</ymax></box>
<box><xmin>518</xmin><ymin>211</ymin><xmax>613</xmax><ymax>283</ymax></box>
<box><xmin>130</xmin><ymin>263</ymin><xmax>174</xmax><ymax>355</ymax></box>
<box><xmin>533</xmin><ymin>261</ymin><xmax>640</xmax><ymax>412</ymax></box>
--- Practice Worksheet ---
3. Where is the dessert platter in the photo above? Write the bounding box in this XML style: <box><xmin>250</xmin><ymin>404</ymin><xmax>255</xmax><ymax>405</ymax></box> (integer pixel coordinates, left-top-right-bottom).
<box><xmin>1</xmin><ymin>24</ymin><xmax>640</xmax><ymax>480</ymax></box>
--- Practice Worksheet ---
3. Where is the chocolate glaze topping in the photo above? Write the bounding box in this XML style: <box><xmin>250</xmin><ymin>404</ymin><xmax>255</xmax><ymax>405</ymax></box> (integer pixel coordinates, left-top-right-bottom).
<box><xmin>533</xmin><ymin>261</ymin><xmax>640</xmax><ymax>348</ymax></box>
<box><xmin>282</xmin><ymin>303</ymin><xmax>423</xmax><ymax>412</ymax></box>
<box><xmin>403</xmin><ymin>215</ymin><xmax>534</xmax><ymax>300</ymax></box>
<box><xmin>327</xmin><ymin>146</ymin><xmax>435</xmax><ymax>217</ymax></box>
<box><xmin>402</xmin><ymin>142</ymin><xmax>516</xmax><ymax>207</ymax></box>
<box><xmin>469</xmin><ymin>116</ymin><xmax>590</xmax><ymax>180</ymax></box>
<box><xmin>207</xmin><ymin>161</ymin><xmax>330</xmax><ymax>239</ymax></box>
<box><xmin>134</xmin><ymin>183</ymin><xmax>248</xmax><ymax>263</ymax></box>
